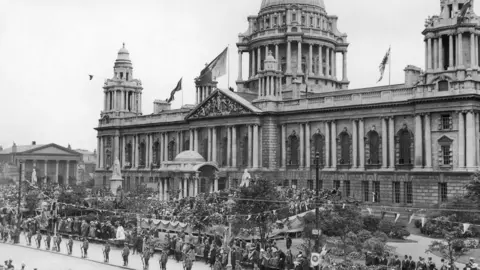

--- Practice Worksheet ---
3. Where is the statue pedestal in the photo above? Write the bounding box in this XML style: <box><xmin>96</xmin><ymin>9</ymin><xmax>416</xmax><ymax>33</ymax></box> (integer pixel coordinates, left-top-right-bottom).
<box><xmin>110</xmin><ymin>176</ymin><xmax>123</xmax><ymax>194</ymax></box>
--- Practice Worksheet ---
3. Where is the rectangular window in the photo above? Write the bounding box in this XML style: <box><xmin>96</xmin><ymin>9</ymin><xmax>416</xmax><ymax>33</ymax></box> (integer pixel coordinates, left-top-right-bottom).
<box><xmin>149</xmin><ymin>177</ymin><xmax>154</xmax><ymax>183</ymax></box>
<box><xmin>343</xmin><ymin>180</ymin><xmax>351</xmax><ymax>197</ymax></box>
<box><xmin>373</xmin><ymin>181</ymin><xmax>380</xmax><ymax>203</ymax></box>
<box><xmin>292</xmin><ymin>179</ymin><xmax>298</xmax><ymax>188</ymax></box>
<box><xmin>126</xmin><ymin>176</ymin><xmax>131</xmax><ymax>191</ymax></box>
<box><xmin>362</xmin><ymin>181</ymin><xmax>369</xmax><ymax>202</ymax></box>
<box><xmin>310</xmin><ymin>17</ymin><xmax>313</xmax><ymax>25</ymax></box>
<box><xmin>317</xmin><ymin>18</ymin><xmax>320</xmax><ymax>27</ymax></box>
<box><xmin>333</xmin><ymin>180</ymin><xmax>341</xmax><ymax>190</ymax></box>
<box><xmin>292</xmin><ymin>13</ymin><xmax>297</xmax><ymax>22</ymax></box>
<box><xmin>439</xmin><ymin>183</ymin><xmax>448</xmax><ymax>202</ymax></box>
<box><xmin>103</xmin><ymin>176</ymin><xmax>107</xmax><ymax>187</ymax></box>
<box><xmin>274</xmin><ymin>17</ymin><xmax>278</xmax><ymax>25</ymax></box>
<box><xmin>283</xmin><ymin>179</ymin><xmax>290</xmax><ymax>187</ymax></box>
<box><xmin>404</xmin><ymin>182</ymin><xmax>413</xmax><ymax>204</ymax></box>
<box><xmin>442</xmin><ymin>145</ymin><xmax>452</xmax><ymax>165</ymax></box>
<box><xmin>307</xmin><ymin>180</ymin><xmax>313</xmax><ymax>190</ymax></box>
<box><xmin>283</xmin><ymin>15</ymin><xmax>286</xmax><ymax>24</ymax></box>
<box><xmin>301</xmin><ymin>16</ymin><xmax>305</xmax><ymax>24</ymax></box>
<box><xmin>440</xmin><ymin>114</ymin><xmax>452</xmax><ymax>130</ymax></box>
<box><xmin>393</xmin><ymin>181</ymin><xmax>401</xmax><ymax>204</ymax></box>
<box><xmin>140</xmin><ymin>176</ymin><xmax>144</xmax><ymax>184</ymax></box>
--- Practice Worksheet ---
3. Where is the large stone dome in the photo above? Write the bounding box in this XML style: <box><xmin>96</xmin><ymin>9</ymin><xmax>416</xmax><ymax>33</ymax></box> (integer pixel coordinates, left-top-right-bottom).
<box><xmin>260</xmin><ymin>0</ymin><xmax>325</xmax><ymax>10</ymax></box>
<box><xmin>174</xmin><ymin>151</ymin><xmax>206</xmax><ymax>163</ymax></box>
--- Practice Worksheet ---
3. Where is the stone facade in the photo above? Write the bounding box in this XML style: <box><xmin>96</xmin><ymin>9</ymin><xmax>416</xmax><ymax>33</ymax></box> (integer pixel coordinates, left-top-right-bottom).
<box><xmin>95</xmin><ymin>0</ymin><xmax>480</xmax><ymax>207</ymax></box>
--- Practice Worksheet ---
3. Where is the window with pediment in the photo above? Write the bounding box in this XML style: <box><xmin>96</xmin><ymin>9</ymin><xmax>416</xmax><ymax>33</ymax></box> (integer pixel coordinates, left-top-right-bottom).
<box><xmin>337</xmin><ymin>128</ymin><xmax>351</xmax><ymax>166</ymax></box>
<box><xmin>125</xmin><ymin>142</ymin><xmax>133</xmax><ymax>167</ymax></box>
<box><xmin>152</xmin><ymin>140</ymin><xmax>160</xmax><ymax>167</ymax></box>
<box><xmin>396</xmin><ymin>124</ymin><xmax>414</xmax><ymax>166</ymax></box>
<box><xmin>438</xmin><ymin>135</ymin><xmax>453</xmax><ymax>167</ymax></box>
<box><xmin>310</xmin><ymin>131</ymin><xmax>325</xmax><ymax>167</ymax></box>
<box><xmin>139</xmin><ymin>140</ymin><xmax>146</xmax><ymax>167</ymax></box>
<box><xmin>168</xmin><ymin>139</ymin><xmax>176</xmax><ymax>161</ymax></box>
<box><xmin>287</xmin><ymin>131</ymin><xmax>299</xmax><ymax>168</ymax></box>
<box><xmin>366</xmin><ymin>129</ymin><xmax>381</xmax><ymax>166</ymax></box>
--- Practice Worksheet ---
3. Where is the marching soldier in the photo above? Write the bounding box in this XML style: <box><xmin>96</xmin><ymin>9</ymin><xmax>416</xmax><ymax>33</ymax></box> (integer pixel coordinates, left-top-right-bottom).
<box><xmin>56</xmin><ymin>234</ymin><xmax>62</xmax><ymax>252</ymax></box>
<box><xmin>142</xmin><ymin>247</ymin><xmax>151</xmax><ymax>270</ymax></box>
<box><xmin>26</xmin><ymin>229</ymin><xmax>32</xmax><ymax>246</ymax></box>
<box><xmin>52</xmin><ymin>234</ymin><xmax>57</xmax><ymax>251</ymax></box>
<box><xmin>82</xmin><ymin>238</ymin><xmax>89</xmax><ymax>258</ymax></box>
<box><xmin>35</xmin><ymin>231</ymin><xmax>42</xmax><ymax>249</ymax></box>
<box><xmin>122</xmin><ymin>243</ymin><xmax>130</xmax><ymax>266</ymax></box>
<box><xmin>67</xmin><ymin>235</ymin><xmax>73</xmax><ymax>255</ymax></box>
<box><xmin>45</xmin><ymin>233</ymin><xmax>51</xmax><ymax>250</ymax></box>
<box><xmin>103</xmin><ymin>241</ymin><xmax>111</xmax><ymax>263</ymax></box>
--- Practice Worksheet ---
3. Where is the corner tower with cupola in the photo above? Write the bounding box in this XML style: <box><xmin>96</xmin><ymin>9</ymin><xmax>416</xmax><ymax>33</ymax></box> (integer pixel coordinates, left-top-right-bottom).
<box><xmin>236</xmin><ymin>0</ymin><xmax>349</xmax><ymax>99</ymax></box>
<box><xmin>102</xmin><ymin>44</ymin><xmax>144</xmax><ymax>119</ymax></box>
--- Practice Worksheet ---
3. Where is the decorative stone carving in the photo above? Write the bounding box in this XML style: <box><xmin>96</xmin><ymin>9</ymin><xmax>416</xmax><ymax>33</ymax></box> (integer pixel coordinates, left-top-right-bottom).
<box><xmin>189</xmin><ymin>92</ymin><xmax>251</xmax><ymax>119</ymax></box>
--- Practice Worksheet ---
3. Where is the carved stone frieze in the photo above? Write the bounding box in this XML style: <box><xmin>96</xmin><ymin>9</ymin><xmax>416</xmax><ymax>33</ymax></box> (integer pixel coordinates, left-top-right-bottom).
<box><xmin>189</xmin><ymin>92</ymin><xmax>251</xmax><ymax>119</ymax></box>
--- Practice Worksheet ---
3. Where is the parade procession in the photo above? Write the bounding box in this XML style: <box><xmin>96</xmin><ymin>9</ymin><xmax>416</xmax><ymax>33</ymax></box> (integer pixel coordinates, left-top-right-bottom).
<box><xmin>2</xmin><ymin>0</ymin><xmax>480</xmax><ymax>269</ymax></box>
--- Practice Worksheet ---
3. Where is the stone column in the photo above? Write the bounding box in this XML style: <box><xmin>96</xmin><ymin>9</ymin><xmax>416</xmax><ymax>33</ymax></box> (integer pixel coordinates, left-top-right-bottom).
<box><xmin>427</xmin><ymin>38</ymin><xmax>432</xmax><ymax>71</ymax></box>
<box><xmin>287</xmin><ymin>41</ymin><xmax>292</xmax><ymax>73</ymax></box>
<box><xmin>55</xmin><ymin>160</ymin><xmax>59</xmax><ymax>183</ymax></box>
<box><xmin>159</xmin><ymin>179</ymin><xmax>164</xmax><ymax>201</ymax></box>
<box><xmin>359</xmin><ymin>119</ymin><xmax>365</xmax><ymax>169</ymax></box>
<box><xmin>309</xmin><ymin>43</ymin><xmax>313</xmax><ymax>75</ymax></box>
<box><xmin>282</xmin><ymin>125</ymin><xmax>287</xmax><ymax>168</ymax></box>
<box><xmin>305</xmin><ymin>122</ymin><xmax>311</xmax><ymax>168</ymax></box>
<box><xmin>389</xmin><ymin>117</ymin><xmax>395</xmax><ymax>168</ymax></box>
<box><xmin>164</xmin><ymin>179</ymin><xmax>169</xmax><ymax>201</ymax></box>
<box><xmin>121</xmin><ymin>136</ymin><xmax>126</xmax><ymax>167</ymax></box>
<box><xmin>232</xmin><ymin>126</ymin><xmax>237</xmax><ymax>167</ymax></box>
<box><xmin>44</xmin><ymin>160</ymin><xmax>48</xmax><ymax>179</ymax></box>
<box><xmin>325</xmin><ymin>122</ymin><xmax>330</xmax><ymax>167</ymax></box>
<box><xmin>332</xmin><ymin>50</ymin><xmax>337</xmax><ymax>78</ymax></box>
<box><xmin>414</xmin><ymin>114</ymin><xmax>423</xmax><ymax>168</ymax></box>
<box><xmin>248</xmin><ymin>125</ymin><xmax>253</xmax><ymax>168</ymax></box>
<box><xmin>458</xmin><ymin>32</ymin><xmax>464</xmax><ymax>68</ymax></box>
<box><xmin>318</xmin><ymin>45</ymin><xmax>323</xmax><ymax>76</ymax></box>
<box><xmin>382</xmin><ymin>118</ymin><xmax>388</xmax><ymax>169</ymax></box>
<box><xmin>297</xmin><ymin>41</ymin><xmax>302</xmax><ymax>73</ymax></box>
<box><xmin>449</xmin><ymin>35</ymin><xmax>454</xmax><ymax>69</ymax></box>
<box><xmin>326</xmin><ymin>47</ymin><xmax>330</xmax><ymax>77</ymax></box>
<box><xmin>265</xmin><ymin>45</ymin><xmax>269</xmax><ymax>61</ymax></box>
<box><xmin>212</xmin><ymin>127</ymin><xmax>217</xmax><ymax>163</ymax></box>
<box><xmin>299</xmin><ymin>123</ymin><xmax>304</xmax><ymax>168</ymax></box>
<box><xmin>164</xmin><ymin>133</ymin><xmax>169</xmax><ymax>162</ymax></box>
<box><xmin>466</xmin><ymin>111</ymin><xmax>476</xmax><ymax>169</ymax></box>
<box><xmin>342</xmin><ymin>51</ymin><xmax>348</xmax><ymax>81</ymax></box>
<box><xmin>439</xmin><ymin>36</ymin><xmax>444</xmax><ymax>71</ymax></box>
<box><xmin>471</xmin><ymin>32</ymin><xmax>476</xmax><ymax>68</ymax></box>
<box><xmin>227</xmin><ymin>127</ymin><xmax>232</xmax><ymax>167</ymax></box>
<box><xmin>433</xmin><ymin>38</ymin><xmax>438</xmax><ymax>70</ymax></box>
<box><xmin>275</xmin><ymin>44</ymin><xmax>280</xmax><ymax>70</ymax></box>
<box><xmin>97</xmin><ymin>137</ymin><xmax>102</xmax><ymax>169</ymax></box>
<box><xmin>352</xmin><ymin>120</ymin><xmax>358</xmax><ymax>168</ymax></box>
<box><xmin>183</xmin><ymin>177</ymin><xmax>188</xmax><ymax>198</ymax></box>
<box><xmin>331</xmin><ymin>121</ymin><xmax>337</xmax><ymax>169</ymax></box>
<box><xmin>207</xmin><ymin>128</ymin><xmax>212</xmax><ymax>161</ymax></box>
<box><xmin>114</xmin><ymin>135</ymin><xmax>120</xmax><ymax>162</ymax></box>
<box><xmin>194</xmin><ymin>177</ymin><xmax>199</xmax><ymax>196</ymax></box>
<box><xmin>257</xmin><ymin>47</ymin><xmax>261</xmax><ymax>73</ymax></box>
<box><xmin>424</xmin><ymin>114</ymin><xmax>432</xmax><ymax>169</ymax></box>
<box><xmin>238</xmin><ymin>51</ymin><xmax>243</xmax><ymax>81</ymax></box>
<box><xmin>214</xmin><ymin>177</ymin><xmax>219</xmax><ymax>192</ymax></box>
<box><xmin>66</xmin><ymin>161</ymin><xmax>69</xmax><ymax>184</ymax></box>
<box><xmin>178</xmin><ymin>179</ymin><xmax>183</xmax><ymax>199</ymax></box>
<box><xmin>253</xmin><ymin>125</ymin><xmax>259</xmax><ymax>168</ymax></box>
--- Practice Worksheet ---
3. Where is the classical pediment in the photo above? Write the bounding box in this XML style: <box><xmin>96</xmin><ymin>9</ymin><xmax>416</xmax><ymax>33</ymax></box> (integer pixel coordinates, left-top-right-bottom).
<box><xmin>23</xmin><ymin>144</ymin><xmax>81</xmax><ymax>156</ymax></box>
<box><xmin>186</xmin><ymin>89</ymin><xmax>260</xmax><ymax>120</ymax></box>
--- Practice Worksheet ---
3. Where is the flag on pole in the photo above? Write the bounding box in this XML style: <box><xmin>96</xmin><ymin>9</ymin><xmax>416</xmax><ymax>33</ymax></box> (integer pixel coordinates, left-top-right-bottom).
<box><xmin>377</xmin><ymin>47</ymin><xmax>391</xmax><ymax>82</ymax></box>
<box><xmin>458</xmin><ymin>0</ymin><xmax>473</xmax><ymax>22</ymax></box>
<box><xmin>167</xmin><ymin>78</ymin><xmax>182</xmax><ymax>103</ymax></box>
<box><xmin>196</xmin><ymin>47</ymin><xmax>228</xmax><ymax>84</ymax></box>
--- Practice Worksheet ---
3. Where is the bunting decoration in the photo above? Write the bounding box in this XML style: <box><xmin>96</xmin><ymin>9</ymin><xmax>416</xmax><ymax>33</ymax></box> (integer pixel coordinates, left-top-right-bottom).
<box><xmin>394</xmin><ymin>213</ymin><xmax>400</xmax><ymax>223</ymax></box>
<box><xmin>409</xmin><ymin>214</ymin><xmax>415</xmax><ymax>224</ymax></box>
<box><xmin>463</xmin><ymin>223</ymin><xmax>471</xmax><ymax>234</ymax></box>
<box><xmin>421</xmin><ymin>217</ymin><xmax>426</xmax><ymax>228</ymax></box>
<box><xmin>381</xmin><ymin>211</ymin><xmax>386</xmax><ymax>219</ymax></box>
<box><xmin>367</xmin><ymin>208</ymin><xmax>372</xmax><ymax>215</ymax></box>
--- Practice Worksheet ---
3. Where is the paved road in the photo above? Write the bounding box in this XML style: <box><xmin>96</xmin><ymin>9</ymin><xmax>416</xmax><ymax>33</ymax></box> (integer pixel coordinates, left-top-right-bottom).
<box><xmin>0</xmin><ymin>234</ymin><xmax>213</xmax><ymax>270</ymax></box>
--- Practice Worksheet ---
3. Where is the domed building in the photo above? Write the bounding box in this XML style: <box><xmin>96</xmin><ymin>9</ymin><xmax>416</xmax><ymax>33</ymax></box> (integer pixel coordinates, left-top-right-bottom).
<box><xmin>96</xmin><ymin>0</ymin><xmax>480</xmax><ymax>207</ymax></box>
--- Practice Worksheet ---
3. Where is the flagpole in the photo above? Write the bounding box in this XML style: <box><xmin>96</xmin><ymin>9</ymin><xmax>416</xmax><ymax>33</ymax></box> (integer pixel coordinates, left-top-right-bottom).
<box><xmin>227</xmin><ymin>44</ymin><xmax>230</xmax><ymax>89</ymax></box>
<box><xmin>389</xmin><ymin>46</ymin><xmax>391</xmax><ymax>86</ymax></box>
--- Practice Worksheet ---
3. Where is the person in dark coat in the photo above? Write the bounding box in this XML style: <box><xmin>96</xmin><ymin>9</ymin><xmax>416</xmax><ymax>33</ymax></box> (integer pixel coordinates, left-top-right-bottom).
<box><xmin>210</xmin><ymin>246</ymin><xmax>217</xmax><ymax>267</ymax></box>
<box><xmin>409</xmin><ymin>256</ymin><xmax>416</xmax><ymax>270</ymax></box>
<box><xmin>286</xmin><ymin>235</ymin><xmax>292</xmax><ymax>250</ymax></box>
<box><xmin>401</xmin><ymin>255</ymin><xmax>409</xmax><ymax>270</ymax></box>
<box><xmin>204</xmin><ymin>243</ymin><xmax>211</xmax><ymax>264</ymax></box>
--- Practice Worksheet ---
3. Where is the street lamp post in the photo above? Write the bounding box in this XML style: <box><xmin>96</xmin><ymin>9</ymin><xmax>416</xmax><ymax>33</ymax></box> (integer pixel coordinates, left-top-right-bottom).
<box><xmin>17</xmin><ymin>160</ymin><xmax>23</xmax><ymax>224</ymax></box>
<box><xmin>226</xmin><ymin>195</ymin><xmax>236</xmax><ymax>270</ymax></box>
<box><xmin>315</xmin><ymin>152</ymin><xmax>320</xmax><ymax>251</ymax></box>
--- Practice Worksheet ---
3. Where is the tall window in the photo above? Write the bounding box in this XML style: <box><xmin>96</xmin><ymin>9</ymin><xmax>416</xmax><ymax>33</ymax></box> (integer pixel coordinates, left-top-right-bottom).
<box><xmin>438</xmin><ymin>136</ymin><xmax>453</xmax><ymax>166</ymax></box>
<box><xmin>183</xmin><ymin>139</ymin><xmax>190</xmax><ymax>151</ymax></box>
<box><xmin>221</xmin><ymin>137</ymin><xmax>228</xmax><ymax>167</ymax></box>
<box><xmin>242</xmin><ymin>135</ymin><xmax>248</xmax><ymax>167</ymax></box>
<box><xmin>153</xmin><ymin>141</ymin><xmax>160</xmax><ymax>166</ymax></box>
<box><xmin>168</xmin><ymin>140</ymin><xmax>176</xmax><ymax>161</ymax></box>
<box><xmin>404</xmin><ymin>182</ymin><xmax>413</xmax><ymax>204</ymax></box>
<box><xmin>292</xmin><ymin>13</ymin><xmax>296</xmax><ymax>22</ymax></box>
<box><xmin>398</xmin><ymin>128</ymin><xmax>412</xmax><ymax>165</ymax></box>
<box><xmin>125</xmin><ymin>143</ymin><xmax>133</xmax><ymax>166</ymax></box>
<box><xmin>139</xmin><ymin>141</ymin><xmax>146</xmax><ymax>167</ymax></box>
<box><xmin>367</xmin><ymin>131</ymin><xmax>380</xmax><ymax>165</ymax></box>
<box><xmin>439</xmin><ymin>183</ymin><xmax>448</xmax><ymax>202</ymax></box>
<box><xmin>103</xmin><ymin>176</ymin><xmax>107</xmax><ymax>187</ymax></box>
<box><xmin>292</xmin><ymin>179</ymin><xmax>298</xmax><ymax>188</ymax></box>
<box><xmin>333</xmin><ymin>180</ymin><xmax>341</xmax><ymax>190</ymax></box>
<box><xmin>373</xmin><ymin>181</ymin><xmax>380</xmax><ymax>203</ymax></box>
<box><xmin>311</xmin><ymin>133</ymin><xmax>324</xmax><ymax>166</ymax></box>
<box><xmin>288</xmin><ymin>132</ymin><xmax>300</xmax><ymax>167</ymax></box>
<box><xmin>362</xmin><ymin>181</ymin><xmax>369</xmax><ymax>202</ymax></box>
<box><xmin>200</xmin><ymin>178</ymin><xmax>206</xmax><ymax>193</ymax></box>
<box><xmin>343</xmin><ymin>180</ymin><xmax>351</xmax><ymax>197</ymax></box>
<box><xmin>393</xmin><ymin>181</ymin><xmax>401</xmax><ymax>204</ymax></box>
<box><xmin>442</xmin><ymin>145</ymin><xmax>452</xmax><ymax>165</ymax></box>
<box><xmin>201</xmin><ymin>138</ymin><xmax>208</xmax><ymax>161</ymax></box>
<box><xmin>307</xmin><ymin>180</ymin><xmax>313</xmax><ymax>190</ymax></box>
<box><xmin>440</xmin><ymin>114</ymin><xmax>453</xmax><ymax>130</ymax></box>
<box><xmin>283</xmin><ymin>179</ymin><xmax>290</xmax><ymax>187</ymax></box>
<box><xmin>339</xmin><ymin>131</ymin><xmax>351</xmax><ymax>165</ymax></box>
<box><xmin>126</xmin><ymin>176</ymin><xmax>131</xmax><ymax>191</ymax></box>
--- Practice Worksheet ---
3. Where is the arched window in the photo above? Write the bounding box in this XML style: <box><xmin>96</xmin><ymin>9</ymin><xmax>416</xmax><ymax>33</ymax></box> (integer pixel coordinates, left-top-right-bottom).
<box><xmin>311</xmin><ymin>132</ymin><xmax>324</xmax><ymax>166</ymax></box>
<box><xmin>288</xmin><ymin>131</ymin><xmax>299</xmax><ymax>168</ymax></box>
<box><xmin>338</xmin><ymin>130</ymin><xmax>351</xmax><ymax>165</ymax></box>
<box><xmin>366</xmin><ymin>130</ymin><xmax>380</xmax><ymax>165</ymax></box>
<box><xmin>152</xmin><ymin>141</ymin><xmax>160</xmax><ymax>166</ymax></box>
<box><xmin>397</xmin><ymin>126</ymin><xmax>413</xmax><ymax>165</ymax></box>
<box><xmin>221</xmin><ymin>137</ymin><xmax>228</xmax><ymax>167</ymax></box>
<box><xmin>139</xmin><ymin>141</ymin><xmax>146</xmax><ymax>167</ymax></box>
<box><xmin>241</xmin><ymin>135</ymin><xmax>249</xmax><ymax>167</ymax></box>
<box><xmin>168</xmin><ymin>140</ymin><xmax>176</xmax><ymax>161</ymax></box>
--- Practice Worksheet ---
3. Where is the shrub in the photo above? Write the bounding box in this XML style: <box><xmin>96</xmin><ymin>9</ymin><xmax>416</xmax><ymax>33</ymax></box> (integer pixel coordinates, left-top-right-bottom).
<box><xmin>372</xmin><ymin>231</ymin><xmax>388</xmax><ymax>242</ymax></box>
<box><xmin>357</xmin><ymin>230</ymin><xmax>373</xmax><ymax>243</ymax></box>
<box><xmin>452</xmin><ymin>239</ymin><xmax>466</xmax><ymax>253</ymax></box>
<box><xmin>363</xmin><ymin>215</ymin><xmax>381</xmax><ymax>232</ymax></box>
<box><xmin>377</xmin><ymin>220</ymin><xmax>410</xmax><ymax>240</ymax></box>
<box><xmin>414</xmin><ymin>219</ymin><xmax>422</xmax><ymax>228</ymax></box>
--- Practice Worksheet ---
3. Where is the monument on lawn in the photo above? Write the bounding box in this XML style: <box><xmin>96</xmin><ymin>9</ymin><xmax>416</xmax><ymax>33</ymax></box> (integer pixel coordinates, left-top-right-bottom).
<box><xmin>240</xmin><ymin>169</ymin><xmax>251</xmax><ymax>187</ymax></box>
<box><xmin>31</xmin><ymin>169</ymin><xmax>37</xmax><ymax>184</ymax></box>
<box><xmin>110</xmin><ymin>158</ymin><xmax>123</xmax><ymax>194</ymax></box>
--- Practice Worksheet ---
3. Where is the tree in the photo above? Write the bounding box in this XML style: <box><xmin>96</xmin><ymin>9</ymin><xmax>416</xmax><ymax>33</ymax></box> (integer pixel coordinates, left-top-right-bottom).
<box><xmin>426</xmin><ymin>231</ymin><xmax>469</xmax><ymax>266</ymax></box>
<box><xmin>467</xmin><ymin>171</ymin><xmax>480</xmax><ymax>201</ymax></box>
<box><xmin>231</xmin><ymin>179</ymin><xmax>283</xmax><ymax>248</ymax></box>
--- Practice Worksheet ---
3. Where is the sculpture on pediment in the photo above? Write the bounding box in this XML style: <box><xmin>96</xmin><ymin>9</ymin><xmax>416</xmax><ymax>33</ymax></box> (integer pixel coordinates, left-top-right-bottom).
<box><xmin>190</xmin><ymin>92</ymin><xmax>250</xmax><ymax>119</ymax></box>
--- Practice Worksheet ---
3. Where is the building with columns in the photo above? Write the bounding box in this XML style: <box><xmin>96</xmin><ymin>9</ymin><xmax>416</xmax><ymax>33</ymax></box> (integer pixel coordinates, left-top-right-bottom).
<box><xmin>0</xmin><ymin>142</ymin><xmax>82</xmax><ymax>185</ymax></box>
<box><xmin>95</xmin><ymin>0</ymin><xmax>480</xmax><ymax>206</ymax></box>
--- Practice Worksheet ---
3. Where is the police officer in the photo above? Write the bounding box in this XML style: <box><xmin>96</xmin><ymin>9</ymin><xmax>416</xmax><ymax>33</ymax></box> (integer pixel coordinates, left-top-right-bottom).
<box><xmin>82</xmin><ymin>238</ymin><xmax>89</xmax><ymax>258</ymax></box>
<box><xmin>35</xmin><ymin>231</ymin><xmax>42</xmax><ymax>249</ymax></box>
<box><xmin>103</xmin><ymin>241</ymin><xmax>111</xmax><ymax>263</ymax></box>
<box><xmin>45</xmin><ymin>233</ymin><xmax>51</xmax><ymax>250</ymax></box>
<box><xmin>122</xmin><ymin>243</ymin><xmax>130</xmax><ymax>266</ymax></box>
<box><xmin>67</xmin><ymin>235</ymin><xmax>73</xmax><ymax>255</ymax></box>
<box><xmin>56</xmin><ymin>234</ymin><xmax>62</xmax><ymax>252</ymax></box>
<box><xmin>26</xmin><ymin>229</ymin><xmax>33</xmax><ymax>246</ymax></box>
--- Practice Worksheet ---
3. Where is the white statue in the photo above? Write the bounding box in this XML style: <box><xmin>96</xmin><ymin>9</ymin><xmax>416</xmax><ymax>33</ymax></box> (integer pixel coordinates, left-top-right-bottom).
<box><xmin>240</xmin><ymin>169</ymin><xmax>251</xmax><ymax>187</ymax></box>
<box><xmin>116</xmin><ymin>225</ymin><xmax>125</xmax><ymax>240</ymax></box>
<box><xmin>31</xmin><ymin>169</ymin><xmax>37</xmax><ymax>184</ymax></box>
<box><xmin>112</xmin><ymin>158</ymin><xmax>122</xmax><ymax>179</ymax></box>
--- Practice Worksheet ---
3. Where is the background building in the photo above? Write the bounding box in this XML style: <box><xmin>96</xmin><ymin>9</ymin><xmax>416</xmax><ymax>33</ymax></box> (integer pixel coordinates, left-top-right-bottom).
<box><xmin>95</xmin><ymin>0</ymin><xmax>480</xmax><ymax>207</ymax></box>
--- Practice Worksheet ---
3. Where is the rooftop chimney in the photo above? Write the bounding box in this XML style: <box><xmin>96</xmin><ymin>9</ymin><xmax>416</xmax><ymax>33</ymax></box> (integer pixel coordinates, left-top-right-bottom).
<box><xmin>32</xmin><ymin>141</ymin><xmax>36</xmax><ymax>145</ymax></box>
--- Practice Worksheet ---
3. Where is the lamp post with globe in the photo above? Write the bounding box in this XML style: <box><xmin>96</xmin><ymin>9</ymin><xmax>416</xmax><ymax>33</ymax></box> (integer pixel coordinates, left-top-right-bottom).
<box><xmin>225</xmin><ymin>194</ymin><xmax>236</xmax><ymax>270</ymax></box>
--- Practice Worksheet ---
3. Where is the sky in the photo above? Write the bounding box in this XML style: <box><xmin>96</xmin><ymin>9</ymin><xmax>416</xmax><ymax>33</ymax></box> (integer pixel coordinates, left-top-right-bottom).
<box><xmin>0</xmin><ymin>0</ymin><xmax>458</xmax><ymax>151</ymax></box>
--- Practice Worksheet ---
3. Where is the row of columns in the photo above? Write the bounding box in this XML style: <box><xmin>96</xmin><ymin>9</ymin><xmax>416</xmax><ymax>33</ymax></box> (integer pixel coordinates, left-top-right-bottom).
<box><xmin>258</xmin><ymin>75</ymin><xmax>282</xmax><ymax>98</ymax></box>
<box><xmin>425</xmin><ymin>32</ymin><xmax>479</xmax><ymax>72</ymax></box>
<box><xmin>104</xmin><ymin>90</ymin><xmax>141</xmax><ymax>113</ymax></box>
<box><xmin>244</xmin><ymin>42</ymin><xmax>347</xmax><ymax>81</ymax></box>
<box><xmin>157</xmin><ymin>176</ymin><xmax>220</xmax><ymax>201</ymax></box>
<box><xmin>27</xmin><ymin>159</ymin><xmax>76</xmax><ymax>183</ymax></box>
<box><xmin>195</xmin><ymin>85</ymin><xmax>215</xmax><ymax>104</ymax></box>
<box><xmin>458</xmin><ymin>110</ymin><xmax>478</xmax><ymax>169</ymax></box>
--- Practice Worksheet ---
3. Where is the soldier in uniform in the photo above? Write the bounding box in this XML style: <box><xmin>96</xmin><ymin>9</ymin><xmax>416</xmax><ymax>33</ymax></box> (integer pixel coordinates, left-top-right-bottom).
<box><xmin>52</xmin><ymin>234</ymin><xmax>57</xmax><ymax>251</ymax></box>
<box><xmin>26</xmin><ymin>229</ymin><xmax>33</xmax><ymax>246</ymax></box>
<box><xmin>142</xmin><ymin>247</ymin><xmax>151</xmax><ymax>270</ymax></box>
<box><xmin>103</xmin><ymin>241</ymin><xmax>111</xmax><ymax>263</ymax></box>
<box><xmin>160</xmin><ymin>249</ymin><xmax>168</xmax><ymax>270</ymax></box>
<box><xmin>35</xmin><ymin>231</ymin><xmax>42</xmax><ymax>249</ymax></box>
<box><xmin>67</xmin><ymin>235</ymin><xmax>73</xmax><ymax>255</ymax></box>
<box><xmin>56</xmin><ymin>234</ymin><xmax>62</xmax><ymax>252</ymax></box>
<box><xmin>82</xmin><ymin>238</ymin><xmax>89</xmax><ymax>258</ymax></box>
<box><xmin>122</xmin><ymin>243</ymin><xmax>130</xmax><ymax>266</ymax></box>
<box><xmin>45</xmin><ymin>233</ymin><xmax>51</xmax><ymax>250</ymax></box>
